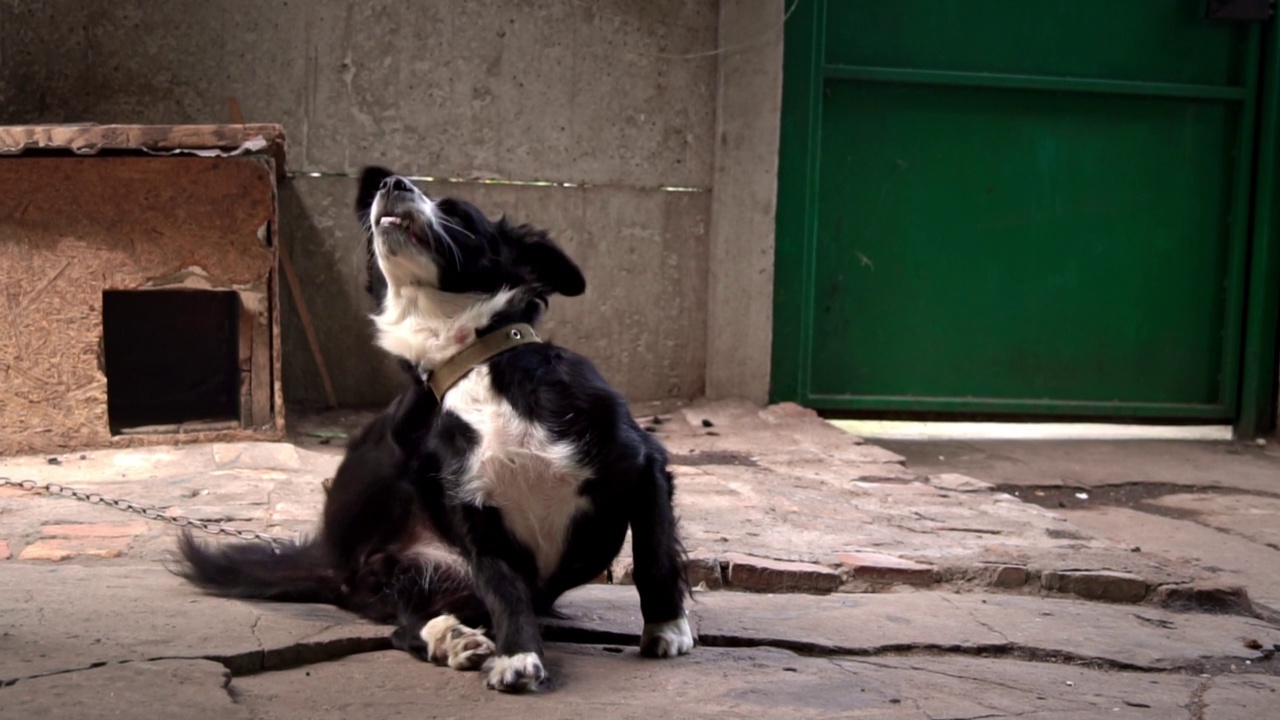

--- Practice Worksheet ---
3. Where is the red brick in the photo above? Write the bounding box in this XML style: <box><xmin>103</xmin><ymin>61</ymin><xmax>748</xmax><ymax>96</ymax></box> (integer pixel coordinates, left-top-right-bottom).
<box><xmin>987</xmin><ymin>564</ymin><xmax>1029</xmax><ymax>588</ymax></box>
<box><xmin>723</xmin><ymin>552</ymin><xmax>841</xmax><ymax>594</ymax></box>
<box><xmin>40</xmin><ymin>521</ymin><xmax>149</xmax><ymax>539</ymax></box>
<box><xmin>1150</xmin><ymin>582</ymin><xmax>1253</xmax><ymax>615</ymax></box>
<box><xmin>1041</xmin><ymin>570</ymin><xmax>1148</xmax><ymax>603</ymax></box>
<box><xmin>18</xmin><ymin>537</ymin><xmax>133</xmax><ymax>561</ymax></box>
<box><xmin>837</xmin><ymin>552</ymin><xmax>939</xmax><ymax>586</ymax></box>
<box><xmin>685</xmin><ymin>556</ymin><xmax>724</xmax><ymax>590</ymax></box>
<box><xmin>0</xmin><ymin>539</ymin><xmax>10</xmax><ymax>560</ymax></box>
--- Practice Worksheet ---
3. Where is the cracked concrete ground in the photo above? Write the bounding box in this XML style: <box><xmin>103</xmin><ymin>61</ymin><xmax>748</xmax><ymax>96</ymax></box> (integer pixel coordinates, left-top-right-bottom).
<box><xmin>2</xmin><ymin>400</ymin><xmax>1279</xmax><ymax>718</ymax></box>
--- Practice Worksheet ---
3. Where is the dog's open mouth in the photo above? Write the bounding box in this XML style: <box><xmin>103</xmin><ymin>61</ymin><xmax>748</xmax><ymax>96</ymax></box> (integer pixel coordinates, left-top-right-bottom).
<box><xmin>377</xmin><ymin>213</ymin><xmax>432</xmax><ymax>249</ymax></box>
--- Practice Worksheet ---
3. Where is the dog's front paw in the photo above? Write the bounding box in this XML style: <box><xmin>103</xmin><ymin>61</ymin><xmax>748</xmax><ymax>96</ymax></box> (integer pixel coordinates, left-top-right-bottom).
<box><xmin>421</xmin><ymin>615</ymin><xmax>496</xmax><ymax>671</ymax></box>
<box><xmin>640</xmin><ymin>615</ymin><xmax>694</xmax><ymax>658</ymax></box>
<box><xmin>483</xmin><ymin>652</ymin><xmax>547</xmax><ymax>693</ymax></box>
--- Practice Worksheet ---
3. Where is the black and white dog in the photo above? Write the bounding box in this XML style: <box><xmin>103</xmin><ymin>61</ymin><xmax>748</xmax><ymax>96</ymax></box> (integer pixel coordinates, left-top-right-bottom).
<box><xmin>177</xmin><ymin>167</ymin><xmax>693</xmax><ymax>692</ymax></box>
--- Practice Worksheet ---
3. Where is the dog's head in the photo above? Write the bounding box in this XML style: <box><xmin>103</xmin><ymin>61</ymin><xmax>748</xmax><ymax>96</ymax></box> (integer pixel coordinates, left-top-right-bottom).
<box><xmin>356</xmin><ymin>166</ymin><xmax>586</xmax><ymax>303</ymax></box>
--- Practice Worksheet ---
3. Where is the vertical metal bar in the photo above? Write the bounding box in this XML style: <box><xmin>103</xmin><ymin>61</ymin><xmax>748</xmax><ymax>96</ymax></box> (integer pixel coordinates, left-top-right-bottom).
<box><xmin>770</xmin><ymin>0</ymin><xmax>826</xmax><ymax>403</ymax></box>
<box><xmin>795</xmin><ymin>0</ymin><xmax>827</xmax><ymax>403</ymax></box>
<box><xmin>1237</xmin><ymin>18</ymin><xmax>1280</xmax><ymax>438</ymax></box>
<box><xmin>1220</xmin><ymin>26</ymin><xmax>1262</xmax><ymax>425</ymax></box>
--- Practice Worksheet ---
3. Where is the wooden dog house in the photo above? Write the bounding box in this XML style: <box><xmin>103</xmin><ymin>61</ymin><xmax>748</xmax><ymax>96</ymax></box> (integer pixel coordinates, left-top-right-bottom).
<box><xmin>0</xmin><ymin>124</ymin><xmax>287</xmax><ymax>455</ymax></box>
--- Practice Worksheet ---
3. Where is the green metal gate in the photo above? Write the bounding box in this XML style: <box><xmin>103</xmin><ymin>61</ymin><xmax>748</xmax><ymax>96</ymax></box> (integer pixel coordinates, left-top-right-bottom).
<box><xmin>772</xmin><ymin>0</ymin><xmax>1280</xmax><ymax>434</ymax></box>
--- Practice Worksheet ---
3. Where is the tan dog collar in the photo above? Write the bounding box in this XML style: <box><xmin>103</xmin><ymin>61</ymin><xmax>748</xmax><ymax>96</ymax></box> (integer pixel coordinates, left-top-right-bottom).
<box><xmin>426</xmin><ymin>323</ymin><xmax>542</xmax><ymax>401</ymax></box>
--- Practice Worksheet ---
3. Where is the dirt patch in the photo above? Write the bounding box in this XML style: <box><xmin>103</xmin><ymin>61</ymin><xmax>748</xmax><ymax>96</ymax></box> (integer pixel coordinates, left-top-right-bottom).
<box><xmin>669</xmin><ymin>450</ymin><xmax>760</xmax><ymax>468</ymax></box>
<box><xmin>996</xmin><ymin>482</ymin><xmax>1280</xmax><ymax>523</ymax></box>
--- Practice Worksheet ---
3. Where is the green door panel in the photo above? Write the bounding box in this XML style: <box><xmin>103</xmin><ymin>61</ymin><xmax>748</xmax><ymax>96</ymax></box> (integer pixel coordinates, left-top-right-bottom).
<box><xmin>773</xmin><ymin>0</ymin><xmax>1269</xmax><ymax>421</ymax></box>
<box><xmin>826</xmin><ymin>1</ymin><xmax>1248</xmax><ymax>87</ymax></box>
<box><xmin>810</xmin><ymin>84</ymin><xmax>1237</xmax><ymax>411</ymax></box>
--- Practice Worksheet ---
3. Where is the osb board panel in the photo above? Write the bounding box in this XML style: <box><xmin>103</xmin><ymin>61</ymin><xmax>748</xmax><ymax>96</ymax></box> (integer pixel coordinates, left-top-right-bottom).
<box><xmin>0</xmin><ymin>124</ymin><xmax>287</xmax><ymax>179</ymax></box>
<box><xmin>0</xmin><ymin>155</ymin><xmax>278</xmax><ymax>456</ymax></box>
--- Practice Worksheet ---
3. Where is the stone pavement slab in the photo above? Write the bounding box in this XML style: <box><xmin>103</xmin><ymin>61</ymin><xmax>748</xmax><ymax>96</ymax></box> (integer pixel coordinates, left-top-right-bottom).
<box><xmin>552</xmin><ymin>585</ymin><xmax>1280</xmax><ymax>673</ymax></box>
<box><xmin>1202</xmin><ymin>675</ymin><xmax>1280</xmax><ymax>720</ymax></box>
<box><xmin>1</xmin><ymin>400</ymin><xmax>1215</xmax><ymax>602</ymax></box>
<box><xmin>0</xmin><ymin>642</ymin><xmax>1240</xmax><ymax>720</ymax></box>
<box><xmin>1150</xmin><ymin>492</ymin><xmax>1280</xmax><ymax>550</ymax></box>
<box><xmin>6</xmin><ymin>564</ymin><xmax>1277</xmax><ymax>690</ymax></box>
<box><xmin>877</xmin><ymin>437</ymin><xmax>1280</xmax><ymax>496</ymax></box>
<box><xmin>0</xmin><ymin>564</ymin><xmax>390</xmax><ymax>682</ymax></box>
<box><xmin>0</xmin><ymin>660</ymin><xmax>247</xmax><ymax>720</ymax></box>
<box><xmin>226</xmin><ymin>646</ymin><xmax>1207</xmax><ymax>720</ymax></box>
<box><xmin>1066</xmin><ymin>506</ymin><xmax>1280</xmax><ymax>612</ymax></box>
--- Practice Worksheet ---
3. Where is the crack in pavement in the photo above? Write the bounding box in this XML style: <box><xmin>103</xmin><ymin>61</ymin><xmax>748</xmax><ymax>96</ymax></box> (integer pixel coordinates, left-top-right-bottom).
<box><xmin>836</xmin><ymin>656</ymin><xmax>1033</xmax><ymax>696</ymax></box>
<box><xmin>828</xmin><ymin>659</ymin><xmax>1025</xmax><ymax>720</ymax></box>
<box><xmin>5</xmin><ymin>609</ymin><xmax>1277</xmax><ymax>688</ymax></box>
<box><xmin>940</xmin><ymin>594</ymin><xmax>1014</xmax><ymax>645</ymax></box>
<box><xmin>0</xmin><ymin>636</ymin><xmax>395</xmax><ymax>687</ymax></box>
<box><xmin>693</xmin><ymin>632</ymin><xmax>1150</xmax><ymax>671</ymax></box>
<box><xmin>249</xmin><ymin>611</ymin><xmax>264</xmax><ymax>649</ymax></box>
<box><xmin>1186</xmin><ymin>676</ymin><xmax>1212</xmax><ymax>720</ymax></box>
<box><xmin>0</xmin><ymin>661</ymin><xmax>110</xmax><ymax>688</ymax></box>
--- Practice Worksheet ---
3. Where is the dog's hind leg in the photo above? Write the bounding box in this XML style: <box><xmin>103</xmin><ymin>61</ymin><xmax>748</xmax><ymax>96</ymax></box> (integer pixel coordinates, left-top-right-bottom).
<box><xmin>628</xmin><ymin>458</ymin><xmax>695</xmax><ymax>658</ymax></box>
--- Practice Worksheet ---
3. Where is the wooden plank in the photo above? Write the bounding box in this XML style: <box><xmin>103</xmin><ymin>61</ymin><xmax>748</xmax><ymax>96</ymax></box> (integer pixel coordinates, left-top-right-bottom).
<box><xmin>238</xmin><ymin>303</ymin><xmax>255</xmax><ymax>427</ymax></box>
<box><xmin>0</xmin><ymin>124</ymin><xmax>287</xmax><ymax>178</ymax></box>
<box><xmin>268</xmin><ymin>163</ymin><xmax>287</xmax><ymax>433</ymax></box>
<box><xmin>251</xmin><ymin>305</ymin><xmax>273</xmax><ymax>429</ymax></box>
<box><xmin>279</xmin><ymin>234</ymin><xmax>338</xmax><ymax>408</ymax></box>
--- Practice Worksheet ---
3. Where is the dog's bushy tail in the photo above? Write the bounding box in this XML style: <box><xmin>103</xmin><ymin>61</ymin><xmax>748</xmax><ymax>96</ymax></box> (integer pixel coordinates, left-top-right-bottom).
<box><xmin>173</xmin><ymin>531</ymin><xmax>341</xmax><ymax>605</ymax></box>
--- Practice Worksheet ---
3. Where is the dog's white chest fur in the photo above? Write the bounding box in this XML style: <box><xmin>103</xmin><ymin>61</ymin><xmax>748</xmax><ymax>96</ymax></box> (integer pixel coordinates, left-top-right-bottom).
<box><xmin>442</xmin><ymin>366</ymin><xmax>592</xmax><ymax>582</ymax></box>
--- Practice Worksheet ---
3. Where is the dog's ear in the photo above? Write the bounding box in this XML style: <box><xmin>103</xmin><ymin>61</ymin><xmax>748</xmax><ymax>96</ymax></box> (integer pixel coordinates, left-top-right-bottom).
<box><xmin>511</xmin><ymin>227</ymin><xmax>586</xmax><ymax>298</ymax></box>
<box><xmin>355</xmin><ymin>166</ymin><xmax>394</xmax><ymax>226</ymax></box>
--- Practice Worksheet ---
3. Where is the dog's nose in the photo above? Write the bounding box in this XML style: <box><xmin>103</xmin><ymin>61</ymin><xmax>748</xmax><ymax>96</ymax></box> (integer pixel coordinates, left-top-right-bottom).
<box><xmin>380</xmin><ymin>175</ymin><xmax>412</xmax><ymax>193</ymax></box>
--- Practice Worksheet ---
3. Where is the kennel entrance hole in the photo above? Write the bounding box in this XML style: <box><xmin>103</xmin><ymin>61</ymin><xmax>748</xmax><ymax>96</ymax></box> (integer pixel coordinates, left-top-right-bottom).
<box><xmin>102</xmin><ymin>289</ymin><xmax>242</xmax><ymax>434</ymax></box>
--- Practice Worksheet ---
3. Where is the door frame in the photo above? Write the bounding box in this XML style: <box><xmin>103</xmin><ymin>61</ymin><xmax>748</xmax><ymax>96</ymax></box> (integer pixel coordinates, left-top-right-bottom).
<box><xmin>770</xmin><ymin>0</ymin><xmax>1280</xmax><ymax>438</ymax></box>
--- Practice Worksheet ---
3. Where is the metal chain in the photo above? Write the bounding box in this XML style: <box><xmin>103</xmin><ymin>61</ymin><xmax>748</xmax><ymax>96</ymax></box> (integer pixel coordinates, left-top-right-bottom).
<box><xmin>0</xmin><ymin>476</ymin><xmax>288</xmax><ymax>549</ymax></box>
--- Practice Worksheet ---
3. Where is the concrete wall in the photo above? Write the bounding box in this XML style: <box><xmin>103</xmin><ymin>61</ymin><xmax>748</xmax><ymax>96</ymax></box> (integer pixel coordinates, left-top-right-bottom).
<box><xmin>705</xmin><ymin>0</ymin><xmax>784</xmax><ymax>405</ymax></box>
<box><xmin>1</xmin><ymin>0</ymin><xmax>721</xmax><ymax>407</ymax></box>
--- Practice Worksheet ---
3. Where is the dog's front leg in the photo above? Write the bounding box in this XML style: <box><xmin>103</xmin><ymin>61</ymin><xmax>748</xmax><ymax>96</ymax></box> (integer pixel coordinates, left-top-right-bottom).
<box><xmin>462</xmin><ymin>507</ymin><xmax>547</xmax><ymax>693</ymax></box>
<box><xmin>629</xmin><ymin>460</ymin><xmax>695</xmax><ymax>658</ymax></box>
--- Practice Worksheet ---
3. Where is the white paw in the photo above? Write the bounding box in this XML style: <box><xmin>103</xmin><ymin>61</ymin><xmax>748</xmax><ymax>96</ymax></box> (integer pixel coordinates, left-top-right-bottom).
<box><xmin>640</xmin><ymin>615</ymin><xmax>694</xmax><ymax>658</ymax></box>
<box><xmin>483</xmin><ymin>652</ymin><xmax>547</xmax><ymax>693</ymax></box>
<box><xmin>420</xmin><ymin>614</ymin><xmax>495</xmax><ymax>671</ymax></box>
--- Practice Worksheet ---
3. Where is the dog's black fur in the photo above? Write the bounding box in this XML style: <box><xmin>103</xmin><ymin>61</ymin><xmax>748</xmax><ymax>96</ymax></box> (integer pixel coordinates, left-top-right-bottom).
<box><xmin>176</xmin><ymin>167</ymin><xmax>692</xmax><ymax>692</ymax></box>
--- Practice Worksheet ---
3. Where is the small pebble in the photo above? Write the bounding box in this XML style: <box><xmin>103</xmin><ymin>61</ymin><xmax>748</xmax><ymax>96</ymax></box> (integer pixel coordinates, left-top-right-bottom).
<box><xmin>651</xmin><ymin>416</ymin><xmax>665</xmax><ymax>425</ymax></box>
<box><xmin>78</xmin><ymin>454</ymin><xmax>86</xmax><ymax>460</ymax></box>
<box><xmin>705</xmin><ymin>431</ymin><xmax>720</xmax><ymax>437</ymax></box>
<box><xmin>701</xmin><ymin>418</ymin><xmax>714</xmax><ymax>428</ymax></box>
<box><xmin>46</xmin><ymin>457</ymin><xmax>60</xmax><ymax>466</ymax></box>
<box><xmin>643</xmin><ymin>425</ymin><xmax>658</xmax><ymax>433</ymax></box>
